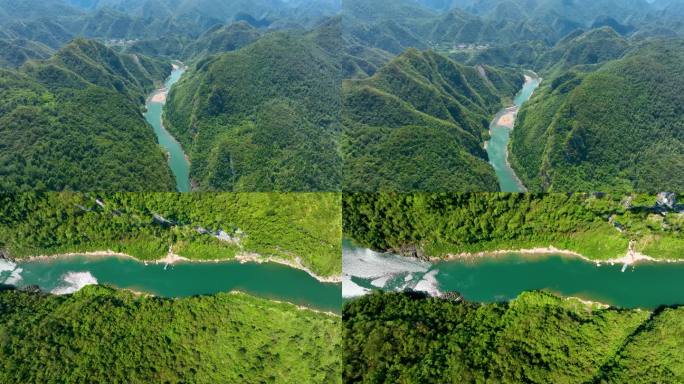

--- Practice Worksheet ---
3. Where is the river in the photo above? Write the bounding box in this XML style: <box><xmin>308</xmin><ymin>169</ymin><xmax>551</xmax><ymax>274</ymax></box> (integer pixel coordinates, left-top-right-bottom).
<box><xmin>343</xmin><ymin>241</ymin><xmax>684</xmax><ymax>309</ymax></box>
<box><xmin>486</xmin><ymin>73</ymin><xmax>541</xmax><ymax>192</ymax></box>
<box><xmin>0</xmin><ymin>256</ymin><xmax>341</xmax><ymax>313</ymax></box>
<box><xmin>144</xmin><ymin>64</ymin><xmax>191</xmax><ymax>192</ymax></box>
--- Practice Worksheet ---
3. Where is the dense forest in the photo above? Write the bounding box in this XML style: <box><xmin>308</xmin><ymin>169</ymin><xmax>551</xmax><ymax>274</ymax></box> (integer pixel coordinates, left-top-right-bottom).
<box><xmin>343</xmin><ymin>290</ymin><xmax>684</xmax><ymax>383</ymax></box>
<box><xmin>341</xmin><ymin>0</ymin><xmax>680</xmax><ymax>58</ymax></box>
<box><xmin>0</xmin><ymin>0</ymin><xmax>340</xmax><ymax>63</ymax></box>
<box><xmin>0</xmin><ymin>285</ymin><xmax>341</xmax><ymax>383</ymax></box>
<box><xmin>343</xmin><ymin>192</ymin><xmax>684</xmax><ymax>260</ymax></box>
<box><xmin>342</xmin><ymin>49</ymin><xmax>522</xmax><ymax>191</ymax></box>
<box><xmin>0</xmin><ymin>39</ymin><xmax>175</xmax><ymax>191</ymax></box>
<box><xmin>0</xmin><ymin>192</ymin><xmax>342</xmax><ymax>278</ymax></box>
<box><xmin>165</xmin><ymin>20</ymin><xmax>342</xmax><ymax>191</ymax></box>
<box><xmin>2</xmin><ymin>0</ymin><xmax>684</xmax><ymax>192</ymax></box>
<box><xmin>339</xmin><ymin>0</ymin><xmax>684</xmax><ymax>192</ymax></box>
<box><xmin>511</xmin><ymin>39</ymin><xmax>684</xmax><ymax>192</ymax></box>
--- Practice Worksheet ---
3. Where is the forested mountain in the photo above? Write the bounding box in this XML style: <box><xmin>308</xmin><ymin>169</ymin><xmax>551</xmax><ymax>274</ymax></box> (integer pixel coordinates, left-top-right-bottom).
<box><xmin>342</xmin><ymin>0</ymin><xmax>660</xmax><ymax>59</ymax></box>
<box><xmin>29</xmin><ymin>38</ymin><xmax>168</xmax><ymax>102</ymax></box>
<box><xmin>0</xmin><ymin>286</ymin><xmax>341</xmax><ymax>383</ymax></box>
<box><xmin>0</xmin><ymin>0</ymin><xmax>339</xmax><ymax>65</ymax></box>
<box><xmin>0</xmin><ymin>39</ymin><xmax>54</xmax><ymax>68</ymax></box>
<box><xmin>1</xmin><ymin>0</ymin><xmax>682</xmax><ymax>193</ymax></box>
<box><xmin>0</xmin><ymin>192</ymin><xmax>342</xmax><ymax>278</ymax></box>
<box><xmin>343</xmin><ymin>192</ymin><xmax>684</xmax><ymax>260</ymax></box>
<box><xmin>338</xmin><ymin>1</ymin><xmax>684</xmax><ymax>209</ymax></box>
<box><xmin>178</xmin><ymin>21</ymin><xmax>262</xmax><ymax>61</ymax></box>
<box><xmin>344</xmin><ymin>290</ymin><xmax>684</xmax><ymax>383</ymax></box>
<box><xmin>533</xmin><ymin>26</ymin><xmax>629</xmax><ymax>74</ymax></box>
<box><xmin>165</xmin><ymin>23</ymin><xmax>342</xmax><ymax>191</ymax></box>
<box><xmin>0</xmin><ymin>0</ymin><xmax>82</xmax><ymax>23</ymax></box>
<box><xmin>0</xmin><ymin>39</ymin><xmax>175</xmax><ymax>191</ymax></box>
<box><xmin>449</xmin><ymin>25</ymin><xmax>631</xmax><ymax>76</ymax></box>
<box><xmin>343</xmin><ymin>49</ymin><xmax>522</xmax><ymax>191</ymax></box>
<box><xmin>511</xmin><ymin>39</ymin><xmax>684</xmax><ymax>192</ymax></box>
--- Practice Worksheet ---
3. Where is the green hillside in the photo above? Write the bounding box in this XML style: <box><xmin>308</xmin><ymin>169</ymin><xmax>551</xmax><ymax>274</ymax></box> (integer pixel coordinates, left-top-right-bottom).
<box><xmin>180</xmin><ymin>21</ymin><xmax>262</xmax><ymax>61</ymax></box>
<box><xmin>0</xmin><ymin>0</ymin><xmax>82</xmax><ymax>23</ymax></box>
<box><xmin>0</xmin><ymin>0</ymin><xmax>339</xmax><ymax>53</ymax></box>
<box><xmin>31</xmin><ymin>38</ymin><xmax>171</xmax><ymax>103</ymax></box>
<box><xmin>535</xmin><ymin>27</ymin><xmax>630</xmax><ymax>76</ymax></box>
<box><xmin>165</xmin><ymin>28</ymin><xmax>342</xmax><ymax>191</ymax></box>
<box><xmin>0</xmin><ymin>39</ymin><xmax>175</xmax><ymax>191</ymax></box>
<box><xmin>343</xmin><ymin>49</ymin><xmax>522</xmax><ymax>191</ymax></box>
<box><xmin>343</xmin><ymin>290</ymin><xmax>684</xmax><ymax>383</ymax></box>
<box><xmin>0</xmin><ymin>39</ymin><xmax>54</xmax><ymax>68</ymax></box>
<box><xmin>343</xmin><ymin>192</ymin><xmax>684</xmax><ymax>260</ymax></box>
<box><xmin>0</xmin><ymin>192</ymin><xmax>342</xmax><ymax>278</ymax></box>
<box><xmin>0</xmin><ymin>286</ymin><xmax>341</xmax><ymax>383</ymax></box>
<box><xmin>511</xmin><ymin>40</ymin><xmax>684</xmax><ymax>192</ymax></box>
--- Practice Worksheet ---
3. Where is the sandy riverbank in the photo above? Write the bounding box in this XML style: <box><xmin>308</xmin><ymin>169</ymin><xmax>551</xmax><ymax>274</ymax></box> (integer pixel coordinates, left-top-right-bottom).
<box><xmin>150</xmin><ymin>90</ymin><xmax>167</xmax><ymax>103</ymax></box>
<box><xmin>563</xmin><ymin>296</ymin><xmax>610</xmax><ymax>309</ymax></box>
<box><xmin>147</xmin><ymin>62</ymin><xmax>185</xmax><ymax>104</ymax></box>
<box><xmin>495</xmin><ymin>108</ymin><xmax>517</xmax><ymax>128</ymax></box>
<box><xmin>19</xmin><ymin>247</ymin><xmax>340</xmax><ymax>284</ymax></box>
<box><xmin>234</xmin><ymin>253</ymin><xmax>342</xmax><ymax>283</ymax></box>
<box><xmin>435</xmin><ymin>243</ymin><xmax>682</xmax><ymax>267</ymax></box>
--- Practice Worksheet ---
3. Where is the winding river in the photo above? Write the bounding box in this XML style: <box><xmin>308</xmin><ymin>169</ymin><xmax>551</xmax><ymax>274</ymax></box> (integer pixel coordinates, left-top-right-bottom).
<box><xmin>144</xmin><ymin>64</ymin><xmax>191</xmax><ymax>192</ymax></box>
<box><xmin>486</xmin><ymin>73</ymin><xmax>541</xmax><ymax>192</ymax></box>
<box><xmin>0</xmin><ymin>256</ymin><xmax>341</xmax><ymax>313</ymax></box>
<box><xmin>343</xmin><ymin>241</ymin><xmax>684</xmax><ymax>309</ymax></box>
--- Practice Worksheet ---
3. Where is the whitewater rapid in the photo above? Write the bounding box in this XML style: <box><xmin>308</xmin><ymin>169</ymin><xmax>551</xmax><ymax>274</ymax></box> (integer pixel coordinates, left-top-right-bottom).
<box><xmin>342</xmin><ymin>243</ymin><xmax>441</xmax><ymax>298</ymax></box>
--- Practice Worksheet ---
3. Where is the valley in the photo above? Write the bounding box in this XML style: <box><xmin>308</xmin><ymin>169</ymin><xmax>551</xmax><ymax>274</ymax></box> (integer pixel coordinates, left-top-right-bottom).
<box><xmin>1</xmin><ymin>0</ymin><xmax>684</xmax><ymax>382</ymax></box>
<box><xmin>143</xmin><ymin>63</ymin><xmax>191</xmax><ymax>192</ymax></box>
<box><xmin>485</xmin><ymin>72</ymin><xmax>541</xmax><ymax>192</ymax></box>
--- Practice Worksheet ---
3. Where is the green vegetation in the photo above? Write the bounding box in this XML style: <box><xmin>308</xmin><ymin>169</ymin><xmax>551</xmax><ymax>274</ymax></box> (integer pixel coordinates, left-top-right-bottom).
<box><xmin>343</xmin><ymin>193</ymin><xmax>684</xmax><ymax>260</ymax></box>
<box><xmin>180</xmin><ymin>21</ymin><xmax>262</xmax><ymax>61</ymax></box>
<box><xmin>511</xmin><ymin>40</ymin><xmax>684</xmax><ymax>192</ymax></box>
<box><xmin>0</xmin><ymin>285</ymin><xmax>341</xmax><ymax>383</ymax></box>
<box><xmin>446</xmin><ymin>25</ymin><xmax>631</xmax><ymax>74</ymax></box>
<box><xmin>342</xmin><ymin>0</ymin><xmax>652</xmax><ymax>61</ymax></box>
<box><xmin>165</xmin><ymin>26</ymin><xmax>342</xmax><ymax>191</ymax></box>
<box><xmin>0</xmin><ymin>192</ymin><xmax>342</xmax><ymax>278</ymax></box>
<box><xmin>534</xmin><ymin>27</ymin><xmax>629</xmax><ymax>76</ymax></box>
<box><xmin>343</xmin><ymin>49</ymin><xmax>522</xmax><ymax>191</ymax></box>
<box><xmin>597</xmin><ymin>305</ymin><xmax>684</xmax><ymax>382</ymax></box>
<box><xmin>0</xmin><ymin>39</ymin><xmax>53</xmax><ymax>68</ymax></box>
<box><xmin>343</xmin><ymin>290</ymin><xmax>684</xmax><ymax>383</ymax></box>
<box><xmin>0</xmin><ymin>38</ymin><xmax>175</xmax><ymax>191</ymax></box>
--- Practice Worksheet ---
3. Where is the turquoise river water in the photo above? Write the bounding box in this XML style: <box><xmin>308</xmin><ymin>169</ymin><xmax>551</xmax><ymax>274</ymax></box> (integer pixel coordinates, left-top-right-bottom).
<box><xmin>343</xmin><ymin>241</ymin><xmax>684</xmax><ymax>309</ymax></box>
<box><xmin>144</xmin><ymin>65</ymin><xmax>191</xmax><ymax>192</ymax></box>
<box><xmin>486</xmin><ymin>73</ymin><xmax>541</xmax><ymax>192</ymax></box>
<box><xmin>0</xmin><ymin>256</ymin><xmax>342</xmax><ymax>313</ymax></box>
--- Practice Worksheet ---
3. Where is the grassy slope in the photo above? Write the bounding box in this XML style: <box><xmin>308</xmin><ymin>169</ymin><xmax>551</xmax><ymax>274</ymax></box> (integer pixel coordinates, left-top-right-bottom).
<box><xmin>0</xmin><ymin>286</ymin><xmax>341</xmax><ymax>384</ymax></box>
<box><xmin>343</xmin><ymin>290</ymin><xmax>684</xmax><ymax>384</ymax></box>
<box><xmin>343</xmin><ymin>193</ymin><xmax>684</xmax><ymax>260</ymax></box>
<box><xmin>0</xmin><ymin>192</ymin><xmax>342</xmax><ymax>278</ymax></box>
<box><xmin>343</xmin><ymin>49</ymin><xmax>523</xmax><ymax>192</ymax></box>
